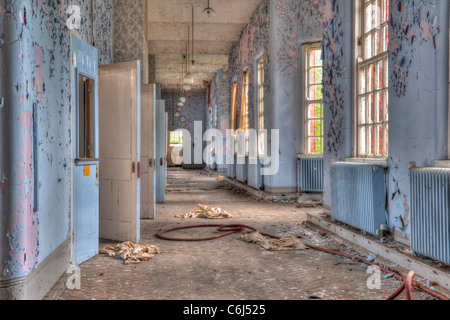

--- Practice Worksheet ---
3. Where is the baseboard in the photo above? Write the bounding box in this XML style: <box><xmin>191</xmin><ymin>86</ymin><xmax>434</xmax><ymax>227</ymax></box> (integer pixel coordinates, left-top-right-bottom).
<box><xmin>182</xmin><ymin>164</ymin><xmax>205</xmax><ymax>169</ymax></box>
<box><xmin>263</xmin><ymin>185</ymin><xmax>297</xmax><ymax>194</ymax></box>
<box><xmin>0</xmin><ymin>238</ymin><xmax>71</xmax><ymax>300</ymax></box>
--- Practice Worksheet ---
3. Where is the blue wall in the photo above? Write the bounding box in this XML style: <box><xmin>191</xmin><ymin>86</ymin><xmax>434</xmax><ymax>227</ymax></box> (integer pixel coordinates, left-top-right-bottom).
<box><xmin>0</xmin><ymin>0</ymin><xmax>113</xmax><ymax>281</ymax></box>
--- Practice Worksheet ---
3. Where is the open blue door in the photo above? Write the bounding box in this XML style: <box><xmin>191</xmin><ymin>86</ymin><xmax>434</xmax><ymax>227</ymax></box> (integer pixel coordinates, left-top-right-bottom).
<box><xmin>71</xmin><ymin>36</ymin><xmax>100</xmax><ymax>265</ymax></box>
<box><xmin>155</xmin><ymin>100</ymin><xmax>166</xmax><ymax>203</ymax></box>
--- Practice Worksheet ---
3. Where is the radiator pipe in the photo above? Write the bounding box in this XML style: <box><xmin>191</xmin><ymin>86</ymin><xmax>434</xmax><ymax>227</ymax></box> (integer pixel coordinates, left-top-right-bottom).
<box><xmin>157</xmin><ymin>224</ymin><xmax>449</xmax><ymax>301</ymax></box>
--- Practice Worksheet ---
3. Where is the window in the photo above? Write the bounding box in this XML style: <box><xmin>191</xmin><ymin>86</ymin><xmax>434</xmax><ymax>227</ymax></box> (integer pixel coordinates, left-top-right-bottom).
<box><xmin>257</xmin><ymin>57</ymin><xmax>265</xmax><ymax>155</ymax></box>
<box><xmin>230</xmin><ymin>82</ymin><xmax>238</xmax><ymax>131</ymax></box>
<box><xmin>304</xmin><ymin>43</ymin><xmax>324</xmax><ymax>154</ymax></box>
<box><xmin>356</xmin><ymin>0</ymin><xmax>389</xmax><ymax>157</ymax></box>
<box><xmin>239</xmin><ymin>72</ymin><xmax>249</xmax><ymax>132</ymax></box>
<box><xmin>170</xmin><ymin>131</ymin><xmax>183</xmax><ymax>146</ymax></box>
<box><xmin>239</xmin><ymin>72</ymin><xmax>249</xmax><ymax>154</ymax></box>
<box><xmin>78</xmin><ymin>75</ymin><xmax>95</xmax><ymax>159</ymax></box>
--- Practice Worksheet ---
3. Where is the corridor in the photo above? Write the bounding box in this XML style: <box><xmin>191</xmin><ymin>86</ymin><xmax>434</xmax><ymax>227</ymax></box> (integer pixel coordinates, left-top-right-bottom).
<box><xmin>45</xmin><ymin>170</ymin><xmax>433</xmax><ymax>300</ymax></box>
<box><xmin>2</xmin><ymin>0</ymin><xmax>450</xmax><ymax>303</ymax></box>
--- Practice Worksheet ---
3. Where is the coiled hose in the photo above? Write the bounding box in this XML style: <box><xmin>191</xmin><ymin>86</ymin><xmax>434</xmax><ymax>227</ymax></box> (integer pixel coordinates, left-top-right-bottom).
<box><xmin>157</xmin><ymin>224</ymin><xmax>448</xmax><ymax>301</ymax></box>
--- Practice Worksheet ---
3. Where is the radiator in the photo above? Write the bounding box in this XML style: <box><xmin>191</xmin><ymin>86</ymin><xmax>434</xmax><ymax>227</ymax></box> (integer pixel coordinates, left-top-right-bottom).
<box><xmin>248</xmin><ymin>157</ymin><xmax>264</xmax><ymax>190</ymax></box>
<box><xmin>410</xmin><ymin>168</ymin><xmax>450</xmax><ymax>264</ymax></box>
<box><xmin>331</xmin><ymin>162</ymin><xmax>387</xmax><ymax>236</ymax></box>
<box><xmin>297</xmin><ymin>155</ymin><xmax>324</xmax><ymax>193</ymax></box>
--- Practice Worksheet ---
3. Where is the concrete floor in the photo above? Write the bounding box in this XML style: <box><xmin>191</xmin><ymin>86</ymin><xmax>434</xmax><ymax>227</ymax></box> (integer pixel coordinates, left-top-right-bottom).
<box><xmin>45</xmin><ymin>169</ymin><xmax>438</xmax><ymax>300</ymax></box>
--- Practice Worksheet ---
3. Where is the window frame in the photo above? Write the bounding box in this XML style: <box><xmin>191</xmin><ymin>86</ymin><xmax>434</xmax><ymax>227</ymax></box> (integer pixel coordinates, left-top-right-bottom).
<box><xmin>303</xmin><ymin>42</ymin><xmax>324</xmax><ymax>155</ymax></box>
<box><xmin>239</xmin><ymin>71</ymin><xmax>250</xmax><ymax>155</ymax></box>
<box><xmin>257</xmin><ymin>57</ymin><xmax>265</xmax><ymax>156</ymax></box>
<box><xmin>354</xmin><ymin>0</ymin><xmax>389</xmax><ymax>159</ymax></box>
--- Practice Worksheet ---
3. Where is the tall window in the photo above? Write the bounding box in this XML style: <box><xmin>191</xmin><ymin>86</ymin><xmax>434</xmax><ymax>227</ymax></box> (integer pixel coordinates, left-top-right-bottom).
<box><xmin>239</xmin><ymin>72</ymin><xmax>249</xmax><ymax>154</ymax></box>
<box><xmin>230</xmin><ymin>82</ymin><xmax>238</xmax><ymax>131</ymax></box>
<box><xmin>304</xmin><ymin>43</ymin><xmax>324</xmax><ymax>154</ymax></box>
<box><xmin>170</xmin><ymin>131</ymin><xmax>183</xmax><ymax>146</ymax></box>
<box><xmin>357</xmin><ymin>0</ymin><xmax>389</xmax><ymax>157</ymax></box>
<box><xmin>257</xmin><ymin>58</ymin><xmax>265</xmax><ymax>155</ymax></box>
<box><xmin>239</xmin><ymin>72</ymin><xmax>249</xmax><ymax>131</ymax></box>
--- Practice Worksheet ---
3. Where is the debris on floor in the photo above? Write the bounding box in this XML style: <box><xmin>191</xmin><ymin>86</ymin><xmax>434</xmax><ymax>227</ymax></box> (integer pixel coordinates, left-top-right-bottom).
<box><xmin>308</xmin><ymin>292</ymin><xmax>326</xmax><ymax>299</ymax></box>
<box><xmin>238</xmin><ymin>231</ymin><xmax>309</xmax><ymax>251</ymax></box>
<box><xmin>99</xmin><ymin>242</ymin><xmax>160</xmax><ymax>265</ymax></box>
<box><xmin>176</xmin><ymin>204</ymin><xmax>233</xmax><ymax>219</ymax></box>
<box><xmin>297</xmin><ymin>194</ymin><xmax>323</xmax><ymax>207</ymax></box>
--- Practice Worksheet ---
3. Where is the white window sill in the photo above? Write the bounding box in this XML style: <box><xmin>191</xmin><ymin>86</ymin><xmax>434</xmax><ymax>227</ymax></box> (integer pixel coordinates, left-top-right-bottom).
<box><xmin>345</xmin><ymin>157</ymin><xmax>388</xmax><ymax>168</ymax></box>
<box><xmin>434</xmin><ymin>160</ymin><xmax>450</xmax><ymax>169</ymax></box>
<box><xmin>297</xmin><ymin>154</ymin><xmax>324</xmax><ymax>159</ymax></box>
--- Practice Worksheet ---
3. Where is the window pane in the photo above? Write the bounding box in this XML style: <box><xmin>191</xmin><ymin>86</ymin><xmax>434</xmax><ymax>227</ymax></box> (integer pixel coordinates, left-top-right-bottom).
<box><xmin>364</xmin><ymin>3</ymin><xmax>373</xmax><ymax>33</ymax></box>
<box><xmin>309</xmin><ymin>85</ymin><xmax>323</xmax><ymax>100</ymax></box>
<box><xmin>359</xmin><ymin>127</ymin><xmax>367</xmax><ymax>156</ymax></box>
<box><xmin>310</xmin><ymin>67</ymin><xmax>323</xmax><ymax>84</ymax></box>
<box><xmin>384</xmin><ymin>89</ymin><xmax>389</xmax><ymax>122</ymax></box>
<box><xmin>364</xmin><ymin>34</ymin><xmax>372</xmax><ymax>59</ymax></box>
<box><xmin>368</xmin><ymin>94</ymin><xmax>374</xmax><ymax>124</ymax></box>
<box><xmin>377</xmin><ymin>60</ymin><xmax>383</xmax><ymax>89</ymax></box>
<box><xmin>310</xmin><ymin>49</ymin><xmax>322</xmax><ymax>67</ymax></box>
<box><xmin>309</xmin><ymin>120</ymin><xmax>322</xmax><ymax>137</ymax></box>
<box><xmin>377</xmin><ymin>125</ymin><xmax>383</xmax><ymax>156</ymax></box>
<box><xmin>369</xmin><ymin>64</ymin><xmax>375</xmax><ymax>91</ymax></box>
<box><xmin>359</xmin><ymin>97</ymin><xmax>366</xmax><ymax>125</ymax></box>
<box><xmin>308</xmin><ymin>137</ymin><xmax>323</xmax><ymax>154</ymax></box>
<box><xmin>376</xmin><ymin>92</ymin><xmax>383</xmax><ymax>123</ymax></box>
<box><xmin>359</xmin><ymin>67</ymin><xmax>366</xmax><ymax>94</ymax></box>
<box><xmin>375</xmin><ymin>0</ymin><xmax>381</xmax><ymax>28</ymax></box>
<box><xmin>369</xmin><ymin>126</ymin><xmax>375</xmax><ymax>156</ymax></box>
<box><xmin>375</xmin><ymin>29</ymin><xmax>381</xmax><ymax>56</ymax></box>
<box><xmin>309</xmin><ymin>103</ymin><xmax>322</xmax><ymax>118</ymax></box>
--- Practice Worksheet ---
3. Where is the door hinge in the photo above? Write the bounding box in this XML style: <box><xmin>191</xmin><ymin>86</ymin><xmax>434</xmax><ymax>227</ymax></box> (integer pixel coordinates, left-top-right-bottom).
<box><xmin>137</xmin><ymin>162</ymin><xmax>141</xmax><ymax>179</ymax></box>
<box><xmin>149</xmin><ymin>159</ymin><xmax>153</xmax><ymax>168</ymax></box>
<box><xmin>132</xmin><ymin>162</ymin><xmax>136</xmax><ymax>174</ymax></box>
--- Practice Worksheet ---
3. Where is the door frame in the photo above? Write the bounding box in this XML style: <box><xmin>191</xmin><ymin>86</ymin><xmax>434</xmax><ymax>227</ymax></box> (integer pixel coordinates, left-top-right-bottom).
<box><xmin>70</xmin><ymin>34</ymin><xmax>100</xmax><ymax>264</ymax></box>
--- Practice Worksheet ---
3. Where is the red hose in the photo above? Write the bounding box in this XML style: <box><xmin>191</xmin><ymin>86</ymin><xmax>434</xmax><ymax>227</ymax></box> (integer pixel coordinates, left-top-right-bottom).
<box><xmin>156</xmin><ymin>224</ymin><xmax>448</xmax><ymax>301</ymax></box>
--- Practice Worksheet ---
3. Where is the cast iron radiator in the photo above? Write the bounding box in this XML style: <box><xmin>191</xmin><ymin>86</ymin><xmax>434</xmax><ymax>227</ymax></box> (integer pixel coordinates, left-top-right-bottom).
<box><xmin>330</xmin><ymin>162</ymin><xmax>386</xmax><ymax>236</ymax></box>
<box><xmin>297</xmin><ymin>155</ymin><xmax>324</xmax><ymax>193</ymax></box>
<box><xmin>410</xmin><ymin>168</ymin><xmax>450</xmax><ymax>264</ymax></box>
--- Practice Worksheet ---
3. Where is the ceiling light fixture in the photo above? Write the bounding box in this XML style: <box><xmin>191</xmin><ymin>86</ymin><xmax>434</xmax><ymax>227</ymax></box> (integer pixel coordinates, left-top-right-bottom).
<box><xmin>184</xmin><ymin>25</ymin><xmax>194</xmax><ymax>85</ymax></box>
<box><xmin>191</xmin><ymin>4</ymin><xmax>196</xmax><ymax>69</ymax></box>
<box><xmin>202</xmin><ymin>0</ymin><xmax>216</xmax><ymax>17</ymax></box>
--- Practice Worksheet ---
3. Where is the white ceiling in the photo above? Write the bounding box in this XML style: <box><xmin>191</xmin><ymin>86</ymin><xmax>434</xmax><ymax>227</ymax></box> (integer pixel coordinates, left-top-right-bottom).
<box><xmin>147</xmin><ymin>0</ymin><xmax>262</xmax><ymax>90</ymax></box>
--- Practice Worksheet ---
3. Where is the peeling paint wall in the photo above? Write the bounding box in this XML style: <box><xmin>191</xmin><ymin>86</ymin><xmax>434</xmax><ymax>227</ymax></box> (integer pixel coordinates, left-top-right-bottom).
<box><xmin>206</xmin><ymin>68</ymin><xmax>231</xmax><ymax>169</ymax></box>
<box><xmin>387</xmin><ymin>0</ymin><xmax>448</xmax><ymax>235</ymax></box>
<box><xmin>229</xmin><ymin>0</ymin><xmax>270</xmax><ymax>136</ymax></box>
<box><xmin>321</xmin><ymin>0</ymin><xmax>449</xmax><ymax>237</ymax></box>
<box><xmin>322</xmin><ymin>0</ymin><xmax>354</xmax><ymax>206</ymax></box>
<box><xmin>0</xmin><ymin>0</ymin><xmax>113</xmax><ymax>281</ymax></box>
<box><xmin>207</xmin><ymin>0</ymin><xmax>325</xmax><ymax>191</ymax></box>
<box><xmin>265</xmin><ymin>0</ymin><xmax>325</xmax><ymax>192</ymax></box>
<box><xmin>113</xmin><ymin>0</ymin><xmax>147</xmax><ymax>83</ymax></box>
